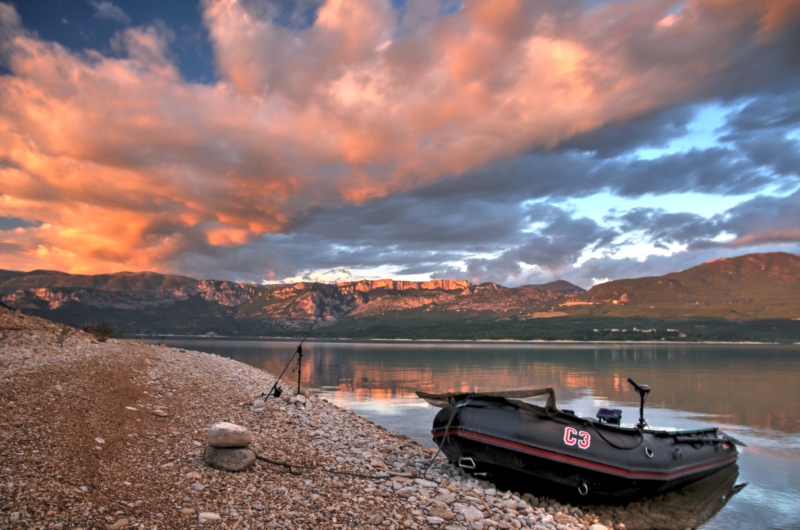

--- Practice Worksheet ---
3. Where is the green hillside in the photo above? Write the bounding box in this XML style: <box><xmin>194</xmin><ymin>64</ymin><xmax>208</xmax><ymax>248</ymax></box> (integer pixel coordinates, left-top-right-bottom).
<box><xmin>558</xmin><ymin>253</ymin><xmax>800</xmax><ymax>319</ymax></box>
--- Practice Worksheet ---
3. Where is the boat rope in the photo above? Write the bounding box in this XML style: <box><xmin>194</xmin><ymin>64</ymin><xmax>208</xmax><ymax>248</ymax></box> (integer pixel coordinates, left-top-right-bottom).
<box><xmin>587</xmin><ymin>422</ymin><xmax>645</xmax><ymax>450</ymax></box>
<box><xmin>254</xmin><ymin>453</ymin><xmax>397</xmax><ymax>481</ymax></box>
<box><xmin>545</xmin><ymin>414</ymin><xmax>645</xmax><ymax>451</ymax></box>
<box><xmin>209</xmin><ymin>445</ymin><xmax>372</xmax><ymax>479</ymax></box>
<box><xmin>423</xmin><ymin>396</ymin><xmax>463</xmax><ymax>479</ymax></box>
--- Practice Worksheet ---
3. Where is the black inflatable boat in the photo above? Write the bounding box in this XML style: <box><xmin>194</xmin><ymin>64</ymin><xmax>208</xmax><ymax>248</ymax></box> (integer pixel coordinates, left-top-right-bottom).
<box><xmin>417</xmin><ymin>378</ymin><xmax>744</xmax><ymax>499</ymax></box>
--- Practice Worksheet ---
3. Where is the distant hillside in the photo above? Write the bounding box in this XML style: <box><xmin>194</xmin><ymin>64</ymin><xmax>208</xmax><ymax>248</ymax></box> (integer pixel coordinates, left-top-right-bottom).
<box><xmin>556</xmin><ymin>252</ymin><xmax>800</xmax><ymax>319</ymax></box>
<box><xmin>0</xmin><ymin>269</ymin><xmax>198</xmax><ymax>291</ymax></box>
<box><xmin>1</xmin><ymin>252</ymin><xmax>798</xmax><ymax>342</ymax></box>
<box><xmin>0</xmin><ymin>271</ymin><xmax>584</xmax><ymax>336</ymax></box>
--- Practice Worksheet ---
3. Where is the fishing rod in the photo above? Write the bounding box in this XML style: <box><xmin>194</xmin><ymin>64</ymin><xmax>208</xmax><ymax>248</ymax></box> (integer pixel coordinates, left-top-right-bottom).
<box><xmin>262</xmin><ymin>315</ymin><xmax>320</xmax><ymax>401</ymax></box>
<box><xmin>293</xmin><ymin>313</ymin><xmax>320</xmax><ymax>395</ymax></box>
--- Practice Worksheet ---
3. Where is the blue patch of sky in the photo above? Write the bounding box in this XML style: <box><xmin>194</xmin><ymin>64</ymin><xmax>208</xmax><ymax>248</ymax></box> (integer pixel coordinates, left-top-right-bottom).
<box><xmin>9</xmin><ymin>0</ymin><xmax>215</xmax><ymax>83</ymax></box>
<box><xmin>634</xmin><ymin>103</ymin><xmax>728</xmax><ymax>160</ymax></box>
<box><xmin>0</xmin><ymin>216</ymin><xmax>41</xmax><ymax>230</ymax></box>
<box><xmin>565</xmin><ymin>192</ymin><xmax>746</xmax><ymax>223</ymax></box>
<box><xmin>264</xmin><ymin>0</ymin><xmax>321</xmax><ymax>29</ymax></box>
<box><xmin>562</xmin><ymin>100</ymin><xmax>774</xmax><ymax>233</ymax></box>
<box><xmin>666</xmin><ymin>1</ymin><xmax>686</xmax><ymax>15</ymax></box>
<box><xmin>437</xmin><ymin>0</ymin><xmax>463</xmax><ymax>15</ymax></box>
<box><xmin>522</xmin><ymin>189</ymin><xmax>747</xmax><ymax>235</ymax></box>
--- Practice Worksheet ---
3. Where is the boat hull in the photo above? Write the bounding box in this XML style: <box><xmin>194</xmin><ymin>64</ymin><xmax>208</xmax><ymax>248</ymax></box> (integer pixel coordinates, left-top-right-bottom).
<box><xmin>431</xmin><ymin>398</ymin><xmax>739</xmax><ymax>499</ymax></box>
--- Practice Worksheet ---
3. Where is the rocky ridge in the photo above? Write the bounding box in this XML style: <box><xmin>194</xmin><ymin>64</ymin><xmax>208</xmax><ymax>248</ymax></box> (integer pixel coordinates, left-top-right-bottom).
<box><xmin>0</xmin><ymin>271</ymin><xmax>584</xmax><ymax>335</ymax></box>
<box><xmin>2</xmin><ymin>252</ymin><xmax>799</xmax><ymax>340</ymax></box>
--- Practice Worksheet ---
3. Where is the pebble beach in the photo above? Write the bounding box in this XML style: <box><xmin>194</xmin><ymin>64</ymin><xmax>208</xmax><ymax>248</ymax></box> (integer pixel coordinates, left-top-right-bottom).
<box><xmin>0</xmin><ymin>307</ymin><xmax>625</xmax><ymax>530</ymax></box>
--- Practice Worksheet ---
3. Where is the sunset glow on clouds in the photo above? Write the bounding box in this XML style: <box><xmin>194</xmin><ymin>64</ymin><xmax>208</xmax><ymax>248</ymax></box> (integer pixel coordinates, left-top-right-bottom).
<box><xmin>1</xmin><ymin>0</ymin><xmax>799</xmax><ymax>287</ymax></box>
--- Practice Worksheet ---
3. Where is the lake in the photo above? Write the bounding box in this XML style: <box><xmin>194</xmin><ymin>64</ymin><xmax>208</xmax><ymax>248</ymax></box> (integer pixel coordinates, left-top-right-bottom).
<box><xmin>145</xmin><ymin>338</ymin><xmax>800</xmax><ymax>530</ymax></box>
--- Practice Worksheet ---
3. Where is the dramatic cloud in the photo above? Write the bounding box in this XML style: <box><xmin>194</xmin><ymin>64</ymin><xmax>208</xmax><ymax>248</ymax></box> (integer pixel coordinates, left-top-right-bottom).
<box><xmin>90</xmin><ymin>1</ymin><xmax>132</xmax><ymax>25</ymax></box>
<box><xmin>1</xmin><ymin>0</ymin><xmax>799</xmax><ymax>285</ymax></box>
<box><xmin>689</xmin><ymin>190</ymin><xmax>800</xmax><ymax>250</ymax></box>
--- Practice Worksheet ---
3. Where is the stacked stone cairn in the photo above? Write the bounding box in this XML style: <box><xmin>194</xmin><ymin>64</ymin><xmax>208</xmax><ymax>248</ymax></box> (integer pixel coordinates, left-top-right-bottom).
<box><xmin>203</xmin><ymin>422</ymin><xmax>256</xmax><ymax>472</ymax></box>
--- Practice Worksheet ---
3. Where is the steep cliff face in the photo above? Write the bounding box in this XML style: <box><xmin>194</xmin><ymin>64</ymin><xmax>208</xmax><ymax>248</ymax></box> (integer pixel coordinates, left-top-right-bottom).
<box><xmin>3</xmin><ymin>287</ymin><xmax>183</xmax><ymax>310</ymax></box>
<box><xmin>336</xmin><ymin>279</ymin><xmax>472</xmax><ymax>294</ymax></box>
<box><xmin>194</xmin><ymin>280</ymin><xmax>262</xmax><ymax>307</ymax></box>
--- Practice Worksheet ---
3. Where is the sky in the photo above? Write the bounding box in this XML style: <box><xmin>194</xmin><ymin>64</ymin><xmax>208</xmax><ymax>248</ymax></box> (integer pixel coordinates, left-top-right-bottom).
<box><xmin>1</xmin><ymin>0</ymin><xmax>799</xmax><ymax>289</ymax></box>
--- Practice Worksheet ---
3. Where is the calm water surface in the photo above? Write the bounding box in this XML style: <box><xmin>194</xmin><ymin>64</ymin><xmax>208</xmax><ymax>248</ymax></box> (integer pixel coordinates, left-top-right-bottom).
<box><xmin>150</xmin><ymin>339</ymin><xmax>800</xmax><ymax>530</ymax></box>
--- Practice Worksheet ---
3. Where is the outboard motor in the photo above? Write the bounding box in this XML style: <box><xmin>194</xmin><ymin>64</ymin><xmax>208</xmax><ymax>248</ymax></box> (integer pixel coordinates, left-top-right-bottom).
<box><xmin>628</xmin><ymin>378</ymin><xmax>651</xmax><ymax>429</ymax></box>
<box><xmin>597</xmin><ymin>408</ymin><xmax>622</xmax><ymax>425</ymax></box>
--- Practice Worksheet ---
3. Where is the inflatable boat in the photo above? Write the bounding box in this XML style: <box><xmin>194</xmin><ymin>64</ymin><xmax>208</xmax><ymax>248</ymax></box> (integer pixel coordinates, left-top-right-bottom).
<box><xmin>417</xmin><ymin>379</ymin><xmax>744</xmax><ymax>499</ymax></box>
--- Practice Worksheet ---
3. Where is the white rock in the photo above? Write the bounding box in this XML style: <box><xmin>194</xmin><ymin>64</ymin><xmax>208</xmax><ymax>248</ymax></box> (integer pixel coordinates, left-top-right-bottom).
<box><xmin>501</xmin><ymin>499</ymin><xmax>517</xmax><ymax>510</ymax></box>
<box><xmin>109</xmin><ymin>518</ymin><xmax>129</xmax><ymax>530</ymax></box>
<box><xmin>206</xmin><ymin>422</ymin><xmax>252</xmax><ymax>448</ymax></box>
<box><xmin>459</xmin><ymin>505</ymin><xmax>484</xmax><ymax>522</ymax></box>
<box><xmin>198</xmin><ymin>511</ymin><xmax>221</xmax><ymax>522</ymax></box>
<box><xmin>251</xmin><ymin>397</ymin><xmax>267</xmax><ymax>410</ymax></box>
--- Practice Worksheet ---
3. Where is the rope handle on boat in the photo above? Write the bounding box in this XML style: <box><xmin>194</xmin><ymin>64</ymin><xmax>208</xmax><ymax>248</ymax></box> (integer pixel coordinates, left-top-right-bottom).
<box><xmin>546</xmin><ymin>413</ymin><xmax>645</xmax><ymax>451</ymax></box>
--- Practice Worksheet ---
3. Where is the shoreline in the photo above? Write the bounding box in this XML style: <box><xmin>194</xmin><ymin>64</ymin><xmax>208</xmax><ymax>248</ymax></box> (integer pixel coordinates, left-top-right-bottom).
<box><xmin>125</xmin><ymin>333</ymin><xmax>794</xmax><ymax>346</ymax></box>
<box><xmin>1</xmin><ymin>308</ymin><xmax>619</xmax><ymax>529</ymax></box>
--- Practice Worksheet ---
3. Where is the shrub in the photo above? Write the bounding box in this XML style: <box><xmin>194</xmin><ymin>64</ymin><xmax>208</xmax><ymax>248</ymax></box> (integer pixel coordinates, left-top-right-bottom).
<box><xmin>84</xmin><ymin>321</ymin><xmax>115</xmax><ymax>342</ymax></box>
<box><xmin>56</xmin><ymin>326</ymin><xmax>74</xmax><ymax>348</ymax></box>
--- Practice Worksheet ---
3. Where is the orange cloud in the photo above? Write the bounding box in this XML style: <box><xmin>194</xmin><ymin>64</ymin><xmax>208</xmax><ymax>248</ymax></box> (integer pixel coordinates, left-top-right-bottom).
<box><xmin>1</xmin><ymin>0</ymin><xmax>798</xmax><ymax>276</ymax></box>
<box><xmin>757</xmin><ymin>0</ymin><xmax>800</xmax><ymax>40</ymax></box>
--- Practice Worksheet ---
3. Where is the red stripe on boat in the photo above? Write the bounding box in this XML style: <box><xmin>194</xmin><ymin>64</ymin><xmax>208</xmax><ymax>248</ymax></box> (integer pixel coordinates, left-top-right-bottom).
<box><xmin>433</xmin><ymin>428</ymin><xmax>737</xmax><ymax>480</ymax></box>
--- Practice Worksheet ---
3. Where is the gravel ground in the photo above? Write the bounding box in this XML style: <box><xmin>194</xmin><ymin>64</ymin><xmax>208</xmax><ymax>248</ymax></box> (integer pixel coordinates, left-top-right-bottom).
<box><xmin>1</xmin><ymin>308</ymin><xmax>620</xmax><ymax>530</ymax></box>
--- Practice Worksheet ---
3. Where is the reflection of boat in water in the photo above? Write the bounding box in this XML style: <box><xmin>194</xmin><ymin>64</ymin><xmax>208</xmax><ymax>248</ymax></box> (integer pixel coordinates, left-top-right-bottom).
<box><xmin>586</xmin><ymin>465</ymin><xmax>746</xmax><ymax>530</ymax></box>
<box><xmin>417</xmin><ymin>378</ymin><xmax>745</xmax><ymax>500</ymax></box>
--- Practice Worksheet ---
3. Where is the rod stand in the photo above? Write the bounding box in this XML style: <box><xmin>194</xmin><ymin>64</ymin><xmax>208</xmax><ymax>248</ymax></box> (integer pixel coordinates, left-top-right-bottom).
<box><xmin>296</xmin><ymin>345</ymin><xmax>303</xmax><ymax>395</ymax></box>
<box><xmin>261</xmin><ymin>315</ymin><xmax>318</xmax><ymax>402</ymax></box>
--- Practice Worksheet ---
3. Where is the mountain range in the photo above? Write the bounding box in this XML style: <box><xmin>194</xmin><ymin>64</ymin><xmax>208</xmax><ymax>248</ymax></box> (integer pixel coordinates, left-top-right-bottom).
<box><xmin>2</xmin><ymin>252</ymin><xmax>799</xmax><ymax>342</ymax></box>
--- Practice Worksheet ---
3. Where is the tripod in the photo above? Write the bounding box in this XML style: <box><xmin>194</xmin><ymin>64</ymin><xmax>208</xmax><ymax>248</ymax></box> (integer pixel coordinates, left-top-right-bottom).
<box><xmin>262</xmin><ymin>316</ymin><xmax>318</xmax><ymax>401</ymax></box>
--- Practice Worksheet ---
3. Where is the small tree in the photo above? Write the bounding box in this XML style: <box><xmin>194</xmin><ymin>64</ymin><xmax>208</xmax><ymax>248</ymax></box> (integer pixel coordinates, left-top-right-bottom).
<box><xmin>56</xmin><ymin>326</ymin><xmax>74</xmax><ymax>348</ymax></box>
